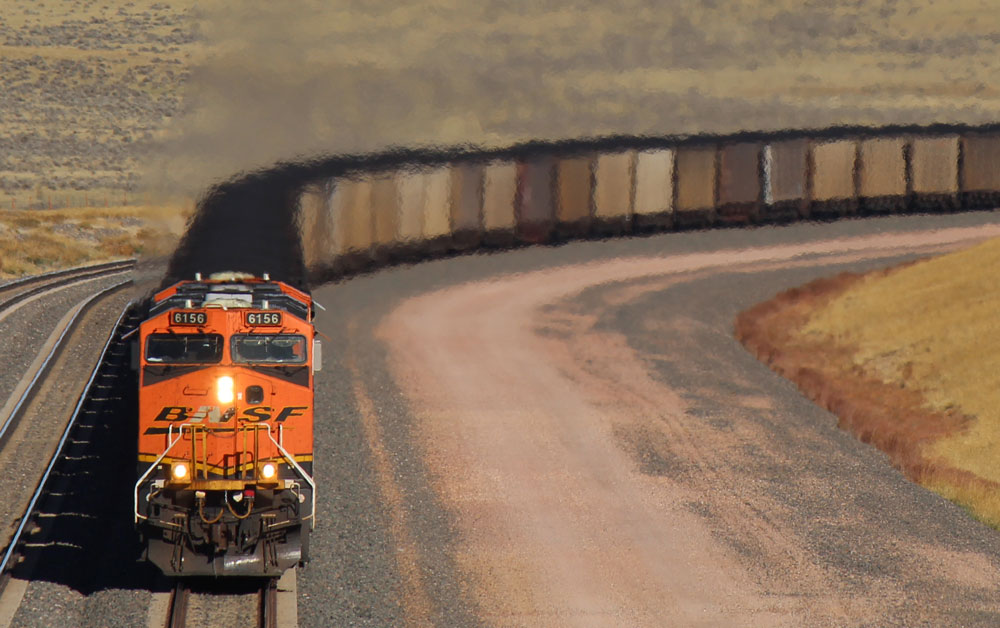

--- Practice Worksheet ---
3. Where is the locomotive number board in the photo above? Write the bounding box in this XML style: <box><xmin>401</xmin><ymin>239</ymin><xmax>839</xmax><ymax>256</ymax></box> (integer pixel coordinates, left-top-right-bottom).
<box><xmin>246</xmin><ymin>312</ymin><xmax>283</xmax><ymax>326</ymax></box>
<box><xmin>170</xmin><ymin>311</ymin><xmax>207</xmax><ymax>326</ymax></box>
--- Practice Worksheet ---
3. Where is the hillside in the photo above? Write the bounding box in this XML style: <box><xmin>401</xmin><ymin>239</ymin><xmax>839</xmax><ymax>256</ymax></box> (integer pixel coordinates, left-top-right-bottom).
<box><xmin>738</xmin><ymin>236</ymin><xmax>1000</xmax><ymax>526</ymax></box>
<box><xmin>0</xmin><ymin>0</ymin><xmax>198</xmax><ymax>207</ymax></box>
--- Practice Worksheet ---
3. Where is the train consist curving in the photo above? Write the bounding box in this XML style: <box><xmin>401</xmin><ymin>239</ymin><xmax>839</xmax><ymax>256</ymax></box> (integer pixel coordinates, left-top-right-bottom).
<box><xmin>133</xmin><ymin>272</ymin><xmax>319</xmax><ymax>577</ymax></box>
<box><xmin>298</xmin><ymin>127</ymin><xmax>1000</xmax><ymax>277</ymax></box>
<box><xmin>134</xmin><ymin>124</ymin><xmax>997</xmax><ymax>579</ymax></box>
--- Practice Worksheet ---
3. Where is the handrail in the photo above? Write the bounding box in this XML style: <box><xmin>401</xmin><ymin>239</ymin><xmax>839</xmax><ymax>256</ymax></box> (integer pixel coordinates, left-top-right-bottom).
<box><xmin>263</xmin><ymin>423</ymin><xmax>317</xmax><ymax>529</ymax></box>
<box><xmin>134</xmin><ymin>423</ymin><xmax>189</xmax><ymax>523</ymax></box>
<box><xmin>134</xmin><ymin>421</ymin><xmax>316</xmax><ymax>527</ymax></box>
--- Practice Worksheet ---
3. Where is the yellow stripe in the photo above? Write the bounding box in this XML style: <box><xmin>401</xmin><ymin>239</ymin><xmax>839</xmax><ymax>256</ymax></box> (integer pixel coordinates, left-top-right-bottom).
<box><xmin>137</xmin><ymin>453</ymin><xmax>313</xmax><ymax>467</ymax></box>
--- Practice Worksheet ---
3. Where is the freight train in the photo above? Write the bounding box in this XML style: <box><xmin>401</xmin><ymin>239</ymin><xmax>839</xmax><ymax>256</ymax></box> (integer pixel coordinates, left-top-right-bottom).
<box><xmin>133</xmin><ymin>272</ymin><xmax>318</xmax><ymax>577</ymax></box>
<box><xmin>297</xmin><ymin>128</ymin><xmax>1000</xmax><ymax>277</ymax></box>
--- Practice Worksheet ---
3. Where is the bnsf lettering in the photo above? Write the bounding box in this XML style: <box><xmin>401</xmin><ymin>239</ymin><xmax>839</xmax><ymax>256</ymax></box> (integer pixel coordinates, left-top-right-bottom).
<box><xmin>154</xmin><ymin>406</ymin><xmax>188</xmax><ymax>422</ymax></box>
<box><xmin>152</xmin><ymin>406</ymin><xmax>309</xmax><ymax>422</ymax></box>
<box><xmin>190</xmin><ymin>405</ymin><xmax>223</xmax><ymax>423</ymax></box>
<box><xmin>242</xmin><ymin>405</ymin><xmax>308</xmax><ymax>422</ymax></box>
<box><xmin>275</xmin><ymin>406</ymin><xmax>307</xmax><ymax>422</ymax></box>
<box><xmin>242</xmin><ymin>406</ymin><xmax>272</xmax><ymax>421</ymax></box>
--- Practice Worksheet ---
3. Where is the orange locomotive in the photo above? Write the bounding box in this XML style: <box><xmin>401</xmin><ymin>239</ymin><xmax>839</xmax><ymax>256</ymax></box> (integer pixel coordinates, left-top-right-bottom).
<box><xmin>134</xmin><ymin>272</ymin><xmax>318</xmax><ymax>576</ymax></box>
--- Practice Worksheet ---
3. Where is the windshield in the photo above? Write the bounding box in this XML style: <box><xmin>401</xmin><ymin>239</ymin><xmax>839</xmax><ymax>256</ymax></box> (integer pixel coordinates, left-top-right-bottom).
<box><xmin>231</xmin><ymin>334</ymin><xmax>307</xmax><ymax>364</ymax></box>
<box><xmin>145</xmin><ymin>334</ymin><xmax>223</xmax><ymax>364</ymax></box>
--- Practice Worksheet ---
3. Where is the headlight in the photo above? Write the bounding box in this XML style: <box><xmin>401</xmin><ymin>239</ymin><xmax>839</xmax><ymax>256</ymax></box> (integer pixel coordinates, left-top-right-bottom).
<box><xmin>217</xmin><ymin>375</ymin><xmax>234</xmax><ymax>404</ymax></box>
<box><xmin>259</xmin><ymin>461</ymin><xmax>277</xmax><ymax>480</ymax></box>
<box><xmin>170</xmin><ymin>462</ymin><xmax>190</xmax><ymax>482</ymax></box>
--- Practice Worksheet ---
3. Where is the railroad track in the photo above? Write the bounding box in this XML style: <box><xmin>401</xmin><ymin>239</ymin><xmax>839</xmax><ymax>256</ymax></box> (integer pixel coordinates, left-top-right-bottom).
<box><xmin>0</xmin><ymin>263</ymin><xmax>299</xmax><ymax>627</ymax></box>
<box><xmin>0</xmin><ymin>259</ymin><xmax>137</xmax><ymax>463</ymax></box>
<box><xmin>0</xmin><ymin>259</ymin><xmax>134</xmax><ymax>314</ymax></box>
<box><xmin>166</xmin><ymin>578</ymin><xmax>278</xmax><ymax>628</ymax></box>
<box><xmin>0</xmin><ymin>276</ymin><xmax>138</xmax><ymax>591</ymax></box>
<box><xmin>0</xmin><ymin>281</ymin><xmax>132</xmax><ymax>449</ymax></box>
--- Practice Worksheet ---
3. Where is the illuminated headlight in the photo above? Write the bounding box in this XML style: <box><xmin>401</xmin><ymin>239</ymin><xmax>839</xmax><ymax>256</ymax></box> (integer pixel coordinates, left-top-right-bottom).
<box><xmin>217</xmin><ymin>375</ymin><xmax>235</xmax><ymax>404</ymax></box>
<box><xmin>170</xmin><ymin>462</ymin><xmax>190</xmax><ymax>482</ymax></box>
<box><xmin>259</xmin><ymin>462</ymin><xmax>278</xmax><ymax>480</ymax></box>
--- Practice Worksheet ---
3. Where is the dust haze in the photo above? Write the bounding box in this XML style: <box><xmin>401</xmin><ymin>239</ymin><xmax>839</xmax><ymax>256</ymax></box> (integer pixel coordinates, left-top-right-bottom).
<box><xmin>145</xmin><ymin>0</ymin><xmax>1000</xmax><ymax>195</ymax></box>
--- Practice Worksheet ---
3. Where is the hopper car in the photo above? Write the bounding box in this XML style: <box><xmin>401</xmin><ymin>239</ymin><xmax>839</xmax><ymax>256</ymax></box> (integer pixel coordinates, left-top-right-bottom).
<box><xmin>297</xmin><ymin>129</ymin><xmax>1000</xmax><ymax>277</ymax></box>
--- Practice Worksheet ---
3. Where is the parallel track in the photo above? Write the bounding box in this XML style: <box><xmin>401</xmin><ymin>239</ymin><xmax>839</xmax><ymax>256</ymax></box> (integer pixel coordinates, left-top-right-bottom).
<box><xmin>0</xmin><ymin>279</ymin><xmax>132</xmax><ymax>448</ymax></box>
<box><xmin>0</xmin><ymin>291</ymin><xmax>137</xmax><ymax>586</ymax></box>
<box><xmin>0</xmin><ymin>259</ymin><xmax>134</xmax><ymax>313</ymax></box>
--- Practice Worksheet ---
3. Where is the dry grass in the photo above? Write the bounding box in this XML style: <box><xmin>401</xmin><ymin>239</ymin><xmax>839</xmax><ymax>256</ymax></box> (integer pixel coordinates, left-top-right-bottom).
<box><xmin>801</xmin><ymin>237</ymin><xmax>1000</xmax><ymax>522</ymax></box>
<box><xmin>8</xmin><ymin>1</ymin><xmax>1000</xmax><ymax>197</ymax></box>
<box><xmin>925</xmin><ymin>478</ymin><xmax>1000</xmax><ymax>530</ymax></box>
<box><xmin>0</xmin><ymin>0</ymin><xmax>200</xmax><ymax>197</ymax></box>
<box><xmin>150</xmin><ymin>0</ymin><xmax>1000</xmax><ymax>194</ymax></box>
<box><xmin>0</xmin><ymin>202</ymin><xmax>191</xmax><ymax>279</ymax></box>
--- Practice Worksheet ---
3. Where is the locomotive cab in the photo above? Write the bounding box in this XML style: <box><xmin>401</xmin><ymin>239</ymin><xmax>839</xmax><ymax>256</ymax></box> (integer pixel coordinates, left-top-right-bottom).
<box><xmin>134</xmin><ymin>273</ymin><xmax>317</xmax><ymax>577</ymax></box>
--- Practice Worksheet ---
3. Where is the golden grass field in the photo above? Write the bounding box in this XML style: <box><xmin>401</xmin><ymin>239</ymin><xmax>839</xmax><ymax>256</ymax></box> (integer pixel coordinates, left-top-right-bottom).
<box><xmin>0</xmin><ymin>202</ymin><xmax>190</xmax><ymax>279</ymax></box>
<box><xmin>0</xmin><ymin>0</ymin><xmax>200</xmax><ymax>201</ymax></box>
<box><xmin>801</xmin><ymin>237</ymin><xmax>1000</xmax><ymax>525</ymax></box>
<box><xmin>0</xmin><ymin>0</ymin><xmax>200</xmax><ymax>273</ymax></box>
<box><xmin>9</xmin><ymin>1</ymin><xmax>1000</xmax><ymax>195</ymax></box>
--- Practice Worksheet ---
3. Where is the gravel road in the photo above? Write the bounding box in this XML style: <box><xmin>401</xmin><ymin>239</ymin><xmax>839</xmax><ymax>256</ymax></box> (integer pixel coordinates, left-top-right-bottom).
<box><xmin>304</xmin><ymin>211</ymin><xmax>1000</xmax><ymax>627</ymax></box>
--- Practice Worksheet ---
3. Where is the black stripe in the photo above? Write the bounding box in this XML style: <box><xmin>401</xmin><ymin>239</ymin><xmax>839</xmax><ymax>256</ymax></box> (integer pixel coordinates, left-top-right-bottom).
<box><xmin>248</xmin><ymin>365</ymin><xmax>310</xmax><ymax>387</ymax></box>
<box><xmin>142</xmin><ymin>364</ymin><xmax>211</xmax><ymax>386</ymax></box>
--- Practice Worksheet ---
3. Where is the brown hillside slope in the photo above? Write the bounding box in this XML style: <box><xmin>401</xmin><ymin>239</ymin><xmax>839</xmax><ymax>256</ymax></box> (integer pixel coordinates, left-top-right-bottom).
<box><xmin>736</xmin><ymin>238</ymin><xmax>1000</xmax><ymax>527</ymax></box>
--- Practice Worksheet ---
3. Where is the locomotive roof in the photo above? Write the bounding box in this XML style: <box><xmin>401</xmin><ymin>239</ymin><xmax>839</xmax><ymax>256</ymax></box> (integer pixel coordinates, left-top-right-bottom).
<box><xmin>149</xmin><ymin>279</ymin><xmax>311</xmax><ymax>321</ymax></box>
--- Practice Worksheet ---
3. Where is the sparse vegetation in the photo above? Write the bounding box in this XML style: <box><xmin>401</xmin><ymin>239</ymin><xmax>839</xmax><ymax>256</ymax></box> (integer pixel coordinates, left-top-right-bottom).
<box><xmin>159</xmin><ymin>0</ymin><xmax>1000</xmax><ymax>193</ymax></box>
<box><xmin>0</xmin><ymin>202</ymin><xmax>190</xmax><ymax>279</ymax></box>
<box><xmin>0</xmin><ymin>0</ymin><xmax>200</xmax><ymax>203</ymax></box>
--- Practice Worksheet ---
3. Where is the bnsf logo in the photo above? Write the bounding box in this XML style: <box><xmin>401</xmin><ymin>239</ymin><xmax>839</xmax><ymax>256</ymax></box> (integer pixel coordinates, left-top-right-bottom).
<box><xmin>153</xmin><ymin>406</ymin><xmax>308</xmax><ymax>423</ymax></box>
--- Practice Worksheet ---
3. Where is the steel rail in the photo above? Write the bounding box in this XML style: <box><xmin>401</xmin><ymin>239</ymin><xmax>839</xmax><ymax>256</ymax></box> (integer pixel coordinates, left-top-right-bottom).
<box><xmin>0</xmin><ymin>261</ymin><xmax>135</xmax><ymax>316</ymax></box>
<box><xmin>0</xmin><ymin>278</ymin><xmax>132</xmax><ymax>446</ymax></box>
<box><xmin>166</xmin><ymin>580</ymin><xmax>189</xmax><ymax>628</ymax></box>
<box><xmin>0</xmin><ymin>259</ymin><xmax>135</xmax><ymax>291</ymax></box>
<box><xmin>259</xmin><ymin>578</ymin><xmax>278</xmax><ymax>628</ymax></box>
<box><xmin>0</xmin><ymin>287</ymin><xmax>132</xmax><ymax>576</ymax></box>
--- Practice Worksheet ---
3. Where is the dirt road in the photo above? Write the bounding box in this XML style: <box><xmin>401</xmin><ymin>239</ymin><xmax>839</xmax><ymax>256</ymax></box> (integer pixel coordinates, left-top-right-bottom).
<box><xmin>297</xmin><ymin>214</ymin><xmax>1000</xmax><ymax>626</ymax></box>
<box><xmin>369</xmin><ymin>225</ymin><xmax>1000</xmax><ymax>626</ymax></box>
